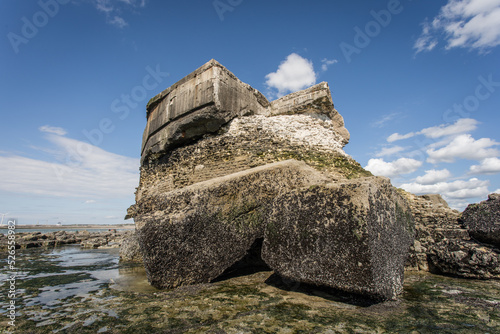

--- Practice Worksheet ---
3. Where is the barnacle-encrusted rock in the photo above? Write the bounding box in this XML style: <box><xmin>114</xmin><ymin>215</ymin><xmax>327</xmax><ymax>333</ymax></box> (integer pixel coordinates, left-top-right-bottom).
<box><xmin>460</xmin><ymin>193</ymin><xmax>500</xmax><ymax>247</ymax></box>
<box><xmin>262</xmin><ymin>177</ymin><xmax>414</xmax><ymax>301</ymax></box>
<box><xmin>428</xmin><ymin>239</ymin><xmax>500</xmax><ymax>279</ymax></box>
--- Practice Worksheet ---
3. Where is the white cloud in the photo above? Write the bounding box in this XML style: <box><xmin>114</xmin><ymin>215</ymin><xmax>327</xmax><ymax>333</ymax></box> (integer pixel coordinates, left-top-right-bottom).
<box><xmin>85</xmin><ymin>200</ymin><xmax>97</xmax><ymax>204</ymax></box>
<box><xmin>469</xmin><ymin>157</ymin><xmax>500</xmax><ymax>174</ymax></box>
<box><xmin>414</xmin><ymin>0</ymin><xmax>500</xmax><ymax>53</ymax></box>
<box><xmin>494</xmin><ymin>188</ymin><xmax>500</xmax><ymax>194</ymax></box>
<box><xmin>365</xmin><ymin>158</ymin><xmax>422</xmax><ymax>179</ymax></box>
<box><xmin>414</xmin><ymin>169</ymin><xmax>452</xmax><ymax>185</ymax></box>
<box><xmin>92</xmin><ymin>0</ymin><xmax>147</xmax><ymax>28</ymax></box>
<box><xmin>387</xmin><ymin>118</ymin><xmax>479</xmax><ymax>143</ymax></box>
<box><xmin>0</xmin><ymin>133</ymin><xmax>139</xmax><ymax>199</ymax></box>
<box><xmin>372</xmin><ymin>112</ymin><xmax>401</xmax><ymax>128</ymax></box>
<box><xmin>108</xmin><ymin>15</ymin><xmax>128</xmax><ymax>28</ymax></box>
<box><xmin>321</xmin><ymin>58</ymin><xmax>338</xmax><ymax>71</ymax></box>
<box><xmin>414</xmin><ymin>20</ymin><xmax>438</xmax><ymax>53</ymax></box>
<box><xmin>419</xmin><ymin>118</ymin><xmax>478</xmax><ymax>138</ymax></box>
<box><xmin>265</xmin><ymin>53</ymin><xmax>317</xmax><ymax>97</ymax></box>
<box><xmin>375</xmin><ymin>146</ymin><xmax>405</xmax><ymax>157</ymax></box>
<box><xmin>95</xmin><ymin>0</ymin><xmax>114</xmax><ymax>13</ymax></box>
<box><xmin>427</xmin><ymin>134</ymin><xmax>499</xmax><ymax>163</ymax></box>
<box><xmin>401</xmin><ymin>178</ymin><xmax>490</xmax><ymax>200</ymax></box>
<box><xmin>387</xmin><ymin>132</ymin><xmax>416</xmax><ymax>142</ymax></box>
<box><xmin>39</xmin><ymin>125</ymin><xmax>67</xmax><ymax>136</ymax></box>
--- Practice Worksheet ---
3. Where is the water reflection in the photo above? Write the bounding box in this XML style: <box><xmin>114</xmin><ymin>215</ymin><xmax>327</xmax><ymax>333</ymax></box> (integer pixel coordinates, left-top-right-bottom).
<box><xmin>0</xmin><ymin>244</ymin><xmax>156</xmax><ymax>312</ymax></box>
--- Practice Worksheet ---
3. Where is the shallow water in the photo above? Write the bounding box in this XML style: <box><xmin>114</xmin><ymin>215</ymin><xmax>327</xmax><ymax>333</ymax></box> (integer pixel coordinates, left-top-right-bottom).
<box><xmin>1</xmin><ymin>245</ymin><xmax>499</xmax><ymax>333</ymax></box>
<box><xmin>0</xmin><ymin>228</ymin><xmax>131</xmax><ymax>235</ymax></box>
<box><xmin>0</xmin><ymin>245</ymin><xmax>156</xmax><ymax>317</ymax></box>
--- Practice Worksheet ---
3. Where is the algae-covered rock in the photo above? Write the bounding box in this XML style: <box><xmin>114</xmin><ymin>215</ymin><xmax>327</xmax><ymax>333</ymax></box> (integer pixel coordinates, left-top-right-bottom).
<box><xmin>262</xmin><ymin>176</ymin><xmax>414</xmax><ymax>301</ymax></box>
<box><xmin>460</xmin><ymin>193</ymin><xmax>500</xmax><ymax>247</ymax></box>
<box><xmin>135</xmin><ymin>160</ymin><xmax>329</xmax><ymax>289</ymax></box>
<box><xmin>120</xmin><ymin>233</ymin><xmax>143</xmax><ymax>262</ymax></box>
<box><xmin>428</xmin><ymin>239</ymin><xmax>500</xmax><ymax>279</ymax></box>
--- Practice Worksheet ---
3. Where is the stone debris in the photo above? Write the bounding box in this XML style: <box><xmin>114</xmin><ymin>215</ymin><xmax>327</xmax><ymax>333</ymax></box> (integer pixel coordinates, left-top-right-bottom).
<box><xmin>401</xmin><ymin>190</ymin><xmax>500</xmax><ymax>279</ymax></box>
<box><xmin>0</xmin><ymin>229</ymin><xmax>133</xmax><ymax>251</ymax></box>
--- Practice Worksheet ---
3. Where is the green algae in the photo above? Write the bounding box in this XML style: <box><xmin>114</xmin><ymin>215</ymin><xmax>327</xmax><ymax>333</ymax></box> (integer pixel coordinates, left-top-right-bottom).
<box><xmin>3</xmin><ymin>247</ymin><xmax>500</xmax><ymax>333</ymax></box>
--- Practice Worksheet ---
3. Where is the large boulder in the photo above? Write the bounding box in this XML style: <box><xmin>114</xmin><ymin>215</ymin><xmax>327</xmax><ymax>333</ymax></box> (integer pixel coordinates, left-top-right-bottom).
<box><xmin>428</xmin><ymin>239</ymin><xmax>500</xmax><ymax>279</ymax></box>
<box><xmin>262</xmin><ymin>177</ymin><xmax>414</xmax><ymax>301</ymax></box>
<box><xmin>460</xmin><ymin>193</ymin><xmax>500</xmax><ymax>247</ymax></box>
<box><xmin>120</xmin><ymin>233</ymin><xmax>143</xmax><ymax>262</ymax></box>
<box><xmin>133</xmin><ymin>161</ymin><xmax>414</xmax><ymax>300</ymax></box>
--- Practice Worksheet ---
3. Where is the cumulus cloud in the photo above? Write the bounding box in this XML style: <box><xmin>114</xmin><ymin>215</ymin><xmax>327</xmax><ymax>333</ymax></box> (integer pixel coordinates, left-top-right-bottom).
<box><xmin>365</xmin><ymin>158</ymin><xmax>422</xmax><ymax>179</ymax></box>
<box><xmin>0</xmin><ymin>132</ymin><xmax>139</xmax><ymax>199</ymax></box>
<box><xmin>469</xmin><ymin>157</ymin><xmax>500</xmax><ymax>174</ymax></box>
<box><xmin>400</xmin><ymin>178</ymin><xmax>490</xmax><ymax>200</ymax></box>
<box><xmin>387</xmin><ymin>132</ymin><xmax>416</xmax><ymax>143</ymax></box>
<box><xmin>419</xmin><ymin>118</ymin><xmax>478</xmax><ymax>138</ymax></box>
<box><xmin>427</xmin><ymin>134</ymin><xmax>499</xmax><ymax>163</ymax></box>
<box><xmin>375</xmin><ymin>146</ymin><xmax>405</xmax><ymax>157</ymax></box>
<box><xmin>39</xmin><ymin>125</ymin><xmax>67</xmax><ymax>136</ymax></box>
<box><xmin>414</xmin><ymin>169</ymin><xmax>452</xmax><ymax>185</ymax></box>
<box><xmin>388</xmin><ymin>118</ymin><xmax>478</xmax><ymax>143</ymax></box>
<box><xmin>321</xmin><ymin>58</ymin><xmax>338</xmax><ymax>71</ymax></box>
<box><xmin>414</xmin><ymin>0</ymin><xmax>500</xmax><ymax>53</ymax></box>
<box><xmin>265</xmin><ymin>53</ymin><xmax>316</xmax><ymax>97</ymax></box>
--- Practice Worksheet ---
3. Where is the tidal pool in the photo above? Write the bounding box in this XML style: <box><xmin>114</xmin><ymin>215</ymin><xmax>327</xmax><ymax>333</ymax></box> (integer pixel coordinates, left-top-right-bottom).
<box><xmin>0</xmin><ymin>245</ymin><xmax>499</xmax><ymax>333</ymax></box>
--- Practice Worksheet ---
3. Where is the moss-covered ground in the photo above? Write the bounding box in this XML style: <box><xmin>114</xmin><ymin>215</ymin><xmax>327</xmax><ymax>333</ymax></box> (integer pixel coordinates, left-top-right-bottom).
<box><xmin>1</xmin><ymin>246</ymin><xmax>499</xmax><ymax>333</ymax></box>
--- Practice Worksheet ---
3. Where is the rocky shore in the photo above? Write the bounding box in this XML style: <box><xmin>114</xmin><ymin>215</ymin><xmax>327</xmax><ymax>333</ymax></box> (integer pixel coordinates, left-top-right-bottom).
<box><xmin>403</xmin><ymin>191</ymin><xmax>500</xmax><ymax>280</ymax></box>
<box><xmin>0</xmin><ymin>229</ymin><xmax>134</xmax><ymax>251</ymax></box>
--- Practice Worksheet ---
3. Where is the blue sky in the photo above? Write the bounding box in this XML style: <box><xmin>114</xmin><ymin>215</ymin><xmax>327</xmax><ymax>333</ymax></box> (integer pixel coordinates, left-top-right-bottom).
<box><xmin>1</xmin><ymin>0</ymin><xmax>500</xmax><ymax>225</ymax></box>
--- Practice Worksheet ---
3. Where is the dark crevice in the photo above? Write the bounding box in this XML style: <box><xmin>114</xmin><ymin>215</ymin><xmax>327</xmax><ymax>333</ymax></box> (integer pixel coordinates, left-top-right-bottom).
<box><xmin>212</xmin><ymin>238</ymin><xmax>271</xmax><ymax>282</ymax></box>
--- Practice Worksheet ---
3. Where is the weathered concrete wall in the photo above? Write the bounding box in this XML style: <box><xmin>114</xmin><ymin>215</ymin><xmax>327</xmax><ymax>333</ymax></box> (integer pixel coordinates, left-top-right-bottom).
<box><xmin>141</xmin><ymin>60</ymin><xmax>349</xmax><ymax>164</ymax></box>
<box><xmin>141</xmin><ymin>59</ymin><xmax>270</xmax><ymax>163</ymax></box>
<box><xmin>269</xmin><ymin>82</ymin><xmax>349</xmax><ymax>145</ymax></box>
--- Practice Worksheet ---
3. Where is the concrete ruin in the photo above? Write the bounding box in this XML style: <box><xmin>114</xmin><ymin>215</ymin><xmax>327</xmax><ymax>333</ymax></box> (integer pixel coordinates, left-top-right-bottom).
<box><xmin>128</xmin><ymin>59</ymin><xmax>414</xmax><ymax>301</ymax></box>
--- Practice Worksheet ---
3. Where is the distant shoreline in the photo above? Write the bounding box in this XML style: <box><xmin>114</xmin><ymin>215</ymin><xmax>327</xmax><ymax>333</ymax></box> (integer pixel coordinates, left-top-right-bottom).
<box><xmin>0</xmin><ymin>224</ymin><xmax>136</xmax><ymax>230</ymax></box>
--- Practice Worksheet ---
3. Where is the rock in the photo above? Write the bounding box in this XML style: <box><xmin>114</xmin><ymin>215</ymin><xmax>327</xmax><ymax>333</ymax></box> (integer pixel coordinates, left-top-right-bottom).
<box><xmin>267</xmin><ymin>82</ymin><xmax>350</xmax><ymax>146</ymax></box>
<box><xmin>398</xmin><ymin>191</ymin><xmax>464</xmax><ymax>271</ymax></box>
<box><xmin>460</xmin><ymin>193</ymin><xmax>500</xmax><ymax>247</ymax></box>
<box><xmin>135</xmin><ymin>160</ymin><xmax>330</xmax><ymax>289</ymax></box>
<box><xmin>428</xmin><ymin>239</ymin><xmax>500</xmax><ymax>279</ymax></box>
<box><xmin>120</xmin><ymin>233</ymin><xmax>143</xmax><ymax>262</ymax></box>
<box><xmin>262</xmin><ymin>176</ymin><xmax>414</xmax><ymax>301</ymax></box>
<box><xmin>141</xmin><ymin>60</ymin><xmax>350</xmax><ymax>165</ymax></box>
